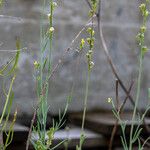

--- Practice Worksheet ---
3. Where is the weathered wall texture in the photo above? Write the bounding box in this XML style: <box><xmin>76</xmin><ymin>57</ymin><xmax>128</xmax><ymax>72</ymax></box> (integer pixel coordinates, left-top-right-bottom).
<box><xmin>0</xmin><ymin>0</ymin><xmax>150</xmax><ymax>115</ymax></box>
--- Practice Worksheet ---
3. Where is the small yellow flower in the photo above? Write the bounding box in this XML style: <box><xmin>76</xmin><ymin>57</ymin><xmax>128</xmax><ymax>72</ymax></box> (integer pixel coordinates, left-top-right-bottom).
<box><xmin>13</xmin><ymin>110</ymin><xmax>17</xmax><ymax>122</ymax></box>
<box><xmin>140</xmin><ymin>26</ymin><xmax>146</xmax><ymax>33</ymax></box>
<box><xmin>89</xmin><ymin>61</ymin><xmax>94</xmax><ymax>69</ymax></box>
<box><xmin>92</xmin><ymin>30</ymin><xmax>95</xmax><ymax>36</ymax></box>
<box><xmin>142</xmin><ymin>46</ymin><xmax>148</xmax><ymax>53</ymax></box>
<box><xmin>53</xmin><ymin>2</ymin><xmax>57</xmax><ymax>7</ymax></box>
<box><xmin>34</xmin><ymin>61</ymin><xmax>38</xmax><ymax>66</ymax></box>
<box><xmin>80</xmin><ymin>38</ymin><xmax>85</xmax><ymax>49</ymax></box>
<box><xmin>139</xmin><ymin>3</ymin><xmax>146</xmax><ymax>11</ymax></box>
<box><xmin>88</xmin><ymin>50</ymin><xmax>93</xmax><ymax>54</ymax></box>
<box><xmin>107</xmin><ymin>98</ymin><xmax>112</xmax><ymax>103</ymax></box>
<box><xmin>12</xmin><ymin>75</ymin><xmax>16</xmax><ymax>80</ymax></box>
<box><xmin>47</xmin><ymin>13</ymin><xmax>51</xmax><ymax>19</ymax></box>
<box><xmin>81</xmin><ymin>38</ymin><xmax>85</xmax><ymax>46</ymax></box>
<box><xmin>33</xmin><ymin>61</ymin><xmax>40</xmax><ymax>69</ymax></box>
<box><xmin>87</xmin><ymin>27</ymin><xmax>92</xmax><ymax>33</ymax></box>
<box><xmin>49</xmin><ymin>27</ymin><xmax>55</xmax><ymax>33</ymax></box>
<box><xmin>145</xmin><ymin>10</ymin><xmax>149</xmax><ymax>17</ymax></box>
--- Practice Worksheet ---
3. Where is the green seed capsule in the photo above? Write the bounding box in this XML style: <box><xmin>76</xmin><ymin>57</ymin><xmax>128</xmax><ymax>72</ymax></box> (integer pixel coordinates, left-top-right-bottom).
<box><xmin>140</xmin><ymin>26</ymin><xmax>146</xmax><ymax>33</ymax></box>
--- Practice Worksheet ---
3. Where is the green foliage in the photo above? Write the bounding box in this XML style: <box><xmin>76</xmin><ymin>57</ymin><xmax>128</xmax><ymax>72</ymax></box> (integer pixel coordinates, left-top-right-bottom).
<box><xmin>0</xmin><ymin>3</ymin><xmax>21</xmax><ymax>146</ymax></box>
<box><xmin>76</xmin><ymin>3</ymin><xmax>97</xmax><ymax>150</ymax></box>
<box><xmin>32</xmin><ymin>0</ymin><xmax>58</xmax><ymax>147</ymax></box>
<box><xmin>89</xmin><ymin>0</ymin><xmax>98</xmax><ymax>17</ymax></box>
<box><xmin>31</xmin><ymin>1</ymin><xmax>72</xmax><ymax>149</ymax></box>
<box><xmin>0</xmin><ymin>39</ymin><xmax>21</xmax><ymax>149</ymax></box>
<box><xmin>46</xmin><ymin>127</ymin><xmax>54</xmax><ymax>147</ymax></box>
<box><xmin>79</xmin><ymin>39</ymin><xmax>85</xmax><ymax>50</ymax></box>
<box><xmin>129</xmin><ymin>1</ymin><xmax>150</xmax><ymax>149</ymax></box>
<box><xmin>0</xmin><ymin>39</ymin><xmax>20</xmax><ymax>76</ymax></box>
<box><xmin>3</xmin><ymin>110</ymin><xmax>17</xmax><ymax>149</ymax></box>
<box><xmin>86</xmin><ymin>27</ymin><xmax>95</xmax><ymax>70</ymax></box>
<box><xmin>76</xmin><ymin>134</ymin><xmax>86</xmax><ymax>150</ymax></box>
<box><xmin>108</xmin><ymin>1</ymin><xmax>150</xmax><ymax>149</ymax></box>
<box><xmin>2</xmin><ymin>0</ymin><xmax>150</xmax><ymax>150</ymax></box>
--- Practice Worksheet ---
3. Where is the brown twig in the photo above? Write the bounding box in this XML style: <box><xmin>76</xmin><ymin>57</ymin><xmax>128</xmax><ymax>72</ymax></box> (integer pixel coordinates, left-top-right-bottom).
<box><xmin>26</xmin><ymin>109</ymin><xmax>37</xmax><ymax>150</ymax></box>
<box><xmin>97</xmin><ymin>0</ymin><xmax>136</xmax><ymax>110</ymax></box>
<box><xmin>119</xmin><ymin>82</ymin><xmax>134</xmax><ymax>113</ymax></box>
<box><xmin>140</xmin><ymin>137</ymin><xmax>150</xmax><ymax>147</ymax></box>
<box><xmin>108</xmin><ymin>79</ymin><xmax>120</xmax><ymax>150</ymax></box>
<box><xmin>116</xmin><ymin>79</ymin><xmax>119</xmax><ymax>110</ymax></box>
<box><xmin>109</xmin><ymin>81</ymin><xmax>134</xmax><ymax>150</ymax></box>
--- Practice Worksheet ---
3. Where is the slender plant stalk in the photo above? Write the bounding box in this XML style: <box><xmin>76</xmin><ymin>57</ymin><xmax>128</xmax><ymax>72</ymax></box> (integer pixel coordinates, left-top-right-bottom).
<box><xmin>129</xmin><ymin>2</ymin><xmax>149</xmax><ymax>149</ymax></box>
<box><xmin>32</xmin><ymin>1</ymin><xmax>62</xmax><ymax>149</ymax></box>
<box><xmin>48</xmin><ymin>0</ymin><xmax>53</xmax><ymax>72</ymax></box>
<box><xmin>0</xmin><ymin>74</ymin><xmax>16</xmax><ymax>124</ymax></box>
<box><xmin>3</xmin><ymin>109</ymin><xmax>17</xmax><ymax>150</ymax></box>
<box><xmin>90</xmin><ymin>0</ymin><xmax>147</xmax><ymax>134</ymax></box>
<box><xmin>129</xmin><ymin>52</ymin><xmax>143</xmax><ymax>150</ymax></box>
<box><xmin>0</xmin><ymin>37</ymin><xmax>20</xmax><ymax>149</ymax></box>
<box><xmin>77</xmin><ymin>2</ymin><xmax>97</xmax><ymax>149</ymax></box>
<box><xmin>81</xmin><ymin>70</ymin><xmax>91</xmax><ymax>132</ymax></box>
<box><xmin>94</xmin><ymin>0</ymin><xmax>146</xmax><ymax>119</ymax></box>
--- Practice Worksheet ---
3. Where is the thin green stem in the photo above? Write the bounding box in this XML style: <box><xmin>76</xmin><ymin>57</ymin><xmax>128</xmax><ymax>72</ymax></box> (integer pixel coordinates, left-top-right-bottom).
<box><xmin>36</xmin><ymin>0</ymin><xmax>55</xmax><ymax>145</ymax></box>
<box><xmin>129</xmin><ymin>51</ymin><xmax>143</xmax><ymax>150</ymax></box>
<box><xmin>0</xmin><ymin>75</ymin><xmax>16</xmax><ymax>124</ymax></box>
<box><xmin>48</xmin><ymin>0</ymin><xmax>53</xmax><ymax>73</ymax></box>
<box><xmin>81</xmin><ymin>70</ymin><xmax>91</xmax><ymax>132</ymax></box>
<box><xmin>78</xmin><ymin>69</ymin><xmax>91</xmax><ymax>150</ymax></box>
<box><xmin>38</xmin><ymin>0</ymin><xmax>46</xmax><ymax>143</ymax></box>
<box><xmin>129</xmin><ymin>7</ymin><xmax>148</xmax><ymax>149</ymax></box>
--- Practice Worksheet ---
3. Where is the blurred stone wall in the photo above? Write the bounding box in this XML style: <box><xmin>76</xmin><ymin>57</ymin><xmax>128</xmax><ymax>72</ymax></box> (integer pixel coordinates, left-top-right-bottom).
<box><xmin>0</xmin><ymin>0</ymin><xmax>150</xmax><ymax>115</ymax></box>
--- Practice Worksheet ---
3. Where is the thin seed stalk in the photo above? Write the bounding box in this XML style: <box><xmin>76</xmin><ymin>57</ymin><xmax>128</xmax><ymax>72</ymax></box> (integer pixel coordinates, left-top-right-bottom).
<box><xmin>129</xmin><ymin>9</ymin><xmax>147</xmax><ymax>149</ymax></box>
<box><xmin>78</xmin><ymin>69</ymin><xmax>91</xmax><ymax>150</ymax></box>
<box><xmin>0</xmin><ymin>74</ymin><xmax>16</xmax><ymax>124</ymax></box>
<box><xmin>39</xmin><ymin>0</ymin><xmax>46</xmax><ymax>90</ymax></box>
<box><xmin>45</xmin><ymin>0</ymin><xmax>54</xmax><ymax>105</ymax></box>
<box><xmin>38</xmin><ymin>0</ymin><xmax>47</xmax><ymax>143</ymax></box>
<box><xmin>81</xmin><ymin>16</ymin><xmax>94</xmax><ymax>134</ymax></box>
<box><xmin>42</xmin><ymin>0</ymin><xmax>54</xmax><ymax>139</ymax></box>
<box><xmin>48</xmin><ymin>0</ymin><xmax>53</xmax><ymax>73</ymax></box>
<box><xmin>38</xmin><ymin>0</ymin><xmax>44</xmax><ymax>135</ymax></box>
<box><xmin>81</xmin><ymin>69</ymin><xmax>91</xmax><ymax>133</ymax></box>
<box><xmin>129</xmin><ymin>51</ymin><xmax>143</xmax><ymax>150</ymax></box>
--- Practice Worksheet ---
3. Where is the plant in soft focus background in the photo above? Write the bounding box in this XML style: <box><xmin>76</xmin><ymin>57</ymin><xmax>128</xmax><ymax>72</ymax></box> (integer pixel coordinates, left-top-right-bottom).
<box><xmin>30</xmin><ymin>1</ymin><xmax>70</xmax><ymax>150</ymax></box>
<box><xmin>1</xmin><ymin>0</ymin><xmax>150</xmax><ymax>149</ymax></box>
<box><xmin>76</xmin><ymin>1</ymin><xmax>98</xmax><ymax>150</ymax></box>
<box><xmin>31</xmin><ymin>0</ymin><xmax>57</xmax><ymax>149</ymax></box>
<box><xmin>109</xmin><ymin>0</ymin><xmax>150</xmax><ymax>149</ymax></box>
<box><xmin>0</xmin><ymin>38</ymin><xmax>21</xmax><ymax>149</ymax></box>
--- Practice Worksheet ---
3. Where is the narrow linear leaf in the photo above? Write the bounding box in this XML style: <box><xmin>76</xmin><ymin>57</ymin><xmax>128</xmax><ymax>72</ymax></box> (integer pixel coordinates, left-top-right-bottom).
<box><xmin>7</xmin><ymin>38</ymin><xmax>21</xmax><ymax>76</ymax></box>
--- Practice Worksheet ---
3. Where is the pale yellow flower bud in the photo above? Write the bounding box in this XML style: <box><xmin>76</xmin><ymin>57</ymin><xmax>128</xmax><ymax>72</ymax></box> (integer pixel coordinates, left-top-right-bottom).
<box><xmin>47</xmin><ymin>13</ymin><xmax>51</xmax><ymax>19</ymax></box>
<box><xmin>49</xmin><ymin>27</ymin><xmax>55</xmax><ymax>33</ymax></box>
<box><xmin>107</xmin><ymin>98</ymin><xmax>112</xmax><ymax>103</ymax></box>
